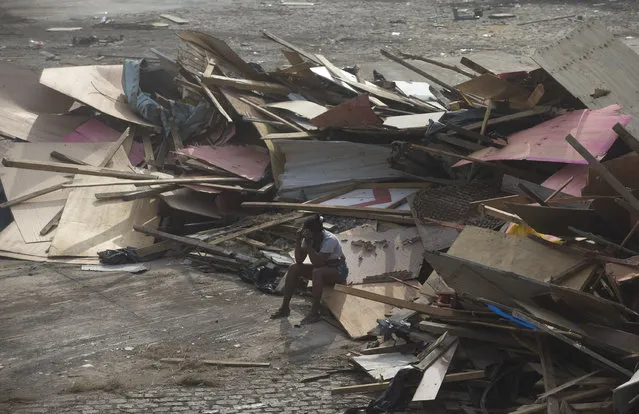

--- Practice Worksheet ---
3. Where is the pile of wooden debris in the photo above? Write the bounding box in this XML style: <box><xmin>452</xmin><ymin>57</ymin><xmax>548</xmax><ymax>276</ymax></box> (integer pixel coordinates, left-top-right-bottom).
<box><xmin>2</xmin><ymin>21</ymin><xmax>639</xmax><ymax>412</ymax></box>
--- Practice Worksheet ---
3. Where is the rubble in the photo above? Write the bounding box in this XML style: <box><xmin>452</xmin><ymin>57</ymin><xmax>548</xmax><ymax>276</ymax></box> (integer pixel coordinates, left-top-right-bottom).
<box><xmin>2</xmin><ymin>19</ymin><xmax>639</xmax><ymax>413</ymax></box>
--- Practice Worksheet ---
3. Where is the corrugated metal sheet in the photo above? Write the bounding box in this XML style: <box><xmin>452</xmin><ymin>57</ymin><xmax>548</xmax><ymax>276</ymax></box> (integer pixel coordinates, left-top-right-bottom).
<box><xmin>533</xmin><ymin>23</ymin><xmax>639</xmax><ymax>134</ymax></box>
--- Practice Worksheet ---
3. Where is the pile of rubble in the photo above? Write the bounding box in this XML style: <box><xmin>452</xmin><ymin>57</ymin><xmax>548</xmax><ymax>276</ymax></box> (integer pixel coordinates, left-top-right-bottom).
<box><xmin>2</xmin><ymin>20</ymin><xmax>639</xmax><ymax>412</ymax></box>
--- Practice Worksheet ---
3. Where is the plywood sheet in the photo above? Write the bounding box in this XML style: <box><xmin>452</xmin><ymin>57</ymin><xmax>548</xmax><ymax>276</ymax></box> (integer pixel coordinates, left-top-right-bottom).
<box><xmin>338</xmin><ymin>224</ymin><xmax>424</xmax><ymax>285</ymax></box>
<box><xmin>0</xmin><ymin>221</ymin><xmax>50</xmax><ymax>258</ymax></box>
<box><xmin>175</xmin><ymin>145</ymin><xmax>270</xmax><ymax>182</ymax></box>
<box><xmin>49</xmin><ymin>148</ymin><xmax>158</xmax><ymax>257</ymax></box>
<box><xmin>39</xmin><ymin>65</ymin><xmax>152</xmax><ymax>127</ymax></box>
<box><xmin>427</xmin><ymin>226</ymin><xmax>594</xmax><ymax>292</ymax></box>
<box><xmin>0</xmin><ymin>142</ymin><xmax>112</xmax><ymax>243</ymax></box>
<box><xmin>323</xmin><ymin>282</ymin><xmax>419</xmax><ymax>338</ymax></box>
<box><xmin>0</xmin><ymin>62</ymin><xmax>87</xmax><ymax>141</ymax></box>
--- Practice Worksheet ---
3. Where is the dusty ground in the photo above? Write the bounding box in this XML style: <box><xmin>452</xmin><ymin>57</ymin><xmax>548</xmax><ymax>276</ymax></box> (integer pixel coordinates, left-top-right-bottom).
<box><xmin>0</xmin><ymin>259</ymin><xmax>372</xmax><ymax>412</ymax></box>
<box><xmin>2</xmin><ymin>0</ymin><xmax>639</xmax><ymax>412</ymax></box>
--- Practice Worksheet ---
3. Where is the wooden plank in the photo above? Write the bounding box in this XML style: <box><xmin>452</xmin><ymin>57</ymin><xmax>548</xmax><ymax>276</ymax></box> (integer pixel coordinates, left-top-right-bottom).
<box><xmin>142</xmin><ymin>133</ymin><xmax>155</xmax><ymax>171</ymax></box>
<box><xmin>406</xmin><ymin>143</ymin><xmax>535</xmax><ymax>178</ymax></box>
<box><xmin>515</xmin><ymin>312</ymin><xmax>633</xmax><ymax>377</ymax></box>
<box><xmin>419</xmin><ymin>321</ymin><xmax>518</xmax><ymax>346</ymax></box>
<box><xmin>206</xmin><ymin>212</ymin><xmax>304</xmax><ymax>245</ymax></box>
<box><xmin>262</xmin><ymin>131</ymin><xmax>318</xmax><ymax>140</ymax></box>
<box><xmin>566</xmin><ymin>134</ymin><xmax>639</xmax><ymax>215</ymax></box>
<box><xmin>413</xmin><ymin>341</ymin><xmax>458</xmax><ymax>401</ymax></box>
<box><xmin>241</xmin><ymin>201</ymin><xmax>412</xmax><ymax>216</ymax></box>
<box><xmin>160</xmin><ymin>358</ymin><xmax>269</xmax><ymax>367</ymax></box>
<box><xmin>544</xmin><ymin>176</ymin><xmax>575</xmax><ymax>203</ymax></box>
<box><xmin>136</xmin><ymin>240</ymin><xmax>174</xmax><ymax>257</ymax></box>
<box><xmin>464</xmin><ymin>106</ymin><xmax>553</xmax><ymax>130</ymax></box>
<box><xmin>333</xmin><ymin>284</ymin><xmax>471</xmax><ymax>318</ymax></box>
<box><xmin>613</xmin><ymin>122</ymin><xmax>639</xmax><ymax>156</ymax></box>
<box><xmin>511</xmin><ymin>388</ymin><xmax>611</xmax><ymax>414</ymax></box>
<box><xmin>97</xmin><ymin>185</ymin><xmax>179</xmax><ymax>201</ymax></box>
<box><xmin>433</xmin><ymin>133</ymin><xmax>485</xmax><ymax>151</ymax></box>
<box><xmin>380</xmin><ymin>49</ymin><xmax>456</xmax><ymax>92</ymax></box>
<box><xmin>98</xmin><ymin>127</ymin><xmax>131</xmax><ymax>168</ymax></box>
<box><xmin>261</xmin><ymin>30</ymin><xmax>320</xmax><ymax>64</ymax></box>
<box><xmin>196</xmin><ymin>79</ymin><xmax>233</xmax><ymax>123</ymax></box>
<box><xmin>133</xmin><ymin>225</ymin><xmax>253</xmax><ymax>261</ymax></box>
<box><xmin>39</xmin><ymin>209</ymin><xmax>63</xmax><ymax>236</ymax></box>
<box><xmin>63</xmin><ymin>176</ymin><xmax>244</xmax><ymax>188</ymax></box>
<box><xmin>330</xmin><ymin>370</ymin><xmax>483</xmax><ymax>395</ymax></box>
<box><xmin>50</xmin><ymin>151</ymin><xmax>89</xmax><ymax>166</ymax></box>
<box><xmin>460</xmin><ymin>57</ymin><xmax>493</xmax><ymax>75</ymax></box>
<box><xmin>315</xmin><ymin>54</ymin><xmax>423</xmax><ymax>107</ymax></box>
<box><xmin>238</xmin><ymin>97</ymin><xmax>304</xmax><ymax>132</ymax></box>
<box><xmin>2</xmin><ymin>158</ymin><xmax>151</xmax><ymax>180</ymax></box>
<box><xmin>537</xmin><ymin>336</ymin><xmax>561</xmax><ymax>414</ymax></box>
<box><xmin>203</xmin><ymin>74</ymin><xmax>290</xmax><ymax>95</ymax></box>
<box><xmin>159</xmin><ymin>14</ymin><xmax>189</xmax><ymax>24</ymax></box>
<box><xmin>536</xmin><ymin>371</ymin><xmax>601</xmax><ymax>402</ymax></box>
<box><xmin>397</xmin><ymin>51</ymin><xmax>475</xmax><ymax>78</ymax></box>
<box><xmin>0</xmin><ymin>182</ymin><xmax>68</xmax><ymax>208</ymax></box>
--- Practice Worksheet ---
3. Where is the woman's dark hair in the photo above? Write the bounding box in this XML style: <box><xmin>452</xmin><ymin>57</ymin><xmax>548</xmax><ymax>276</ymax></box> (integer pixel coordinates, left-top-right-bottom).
<box><xmin>302</xmin><ymin>214</ymin><xmax>323</xmax><ymax>233</ymax></box>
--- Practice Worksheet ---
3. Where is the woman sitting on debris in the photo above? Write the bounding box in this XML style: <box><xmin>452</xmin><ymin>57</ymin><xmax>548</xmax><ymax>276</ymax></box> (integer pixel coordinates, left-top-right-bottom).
<box><xmin>270</xmin><ymin>214</ymin><xmax>348</xmax><ymax>324</ymax></box>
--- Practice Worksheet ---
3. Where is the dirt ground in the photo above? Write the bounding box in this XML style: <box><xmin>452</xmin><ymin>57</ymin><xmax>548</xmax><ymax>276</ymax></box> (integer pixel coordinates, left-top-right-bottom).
<box><xmin>2</xmin><ymin>0</ymin><xmax>639</xmax><ymax>412</ymax></box>
<box><xmin>1</xmin><ymin>0</ymin><xmax>639</xmax><ymax>73</ymax></box>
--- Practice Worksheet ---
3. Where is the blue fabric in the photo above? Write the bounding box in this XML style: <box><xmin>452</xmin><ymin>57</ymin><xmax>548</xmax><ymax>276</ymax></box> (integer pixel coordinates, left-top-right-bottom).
<box><xmin>122</xmin><ymin>59</ymin><xmax>213</xmax><ymax>139</ymax></box>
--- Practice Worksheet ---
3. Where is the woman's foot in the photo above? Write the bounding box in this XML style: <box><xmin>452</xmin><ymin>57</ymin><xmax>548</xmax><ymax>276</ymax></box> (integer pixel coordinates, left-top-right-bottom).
<box><xmin>270</xmin><ymin>307</ymin><xmax>290</xmax><ymax>319</ymax></box>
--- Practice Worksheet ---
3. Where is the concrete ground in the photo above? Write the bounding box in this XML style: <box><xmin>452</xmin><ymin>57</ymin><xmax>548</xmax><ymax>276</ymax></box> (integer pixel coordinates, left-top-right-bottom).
<box><xmin>0</xmin><ymin>259</ymin><xmax>373</xmax><ymax>413</ymax></box>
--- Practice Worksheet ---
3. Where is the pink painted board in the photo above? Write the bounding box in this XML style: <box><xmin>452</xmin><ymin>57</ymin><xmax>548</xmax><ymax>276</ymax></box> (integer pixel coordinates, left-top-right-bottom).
<box><xmin>176</xmin><ymin>145</ymin><xmax>270</xmax><ymax>182</ymax></box>
<box><xmin>541</xmin><ymin>164</ymin><xmax>589</xmax><ymax>197</ymax></box>
<box><xmin>62</xmin><ymin>118</ymin><xmax>145</xmax><ymax>166</ymax></box>
<box><xmin>454</xmin><ymin>105</ymin><xmax>631</xmax><ymax>166</ymax></box>
<box><xmin>62</xmin><ymin>118</ymin><xmax>121</xmax><ymax>143</ymax></box>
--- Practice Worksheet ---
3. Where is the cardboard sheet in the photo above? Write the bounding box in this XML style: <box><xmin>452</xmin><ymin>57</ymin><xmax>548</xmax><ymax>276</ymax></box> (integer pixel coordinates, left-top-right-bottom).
<box><xmin>39</xmin><ymin>65</ymin><xmax>153</xmax><ymax>127</ymax></box>
<box><xmin>323</xmin><ymin>281</ymin><xmax>419</xmax><ymax>338</ymax></box>
<box><xmin>0</xmin><ymin>62</ymin><xmax>88</xmax><ymax>141</ymax></box>
<box><xmin>455</xmin><ymin>105</ymin><xmax>631</xmax><ymax>166</ymax></box>
<box><xmin>49</xmin><ymin>148</ymin><xmax>159</xmax><ymax>257</ymax></box>
<box><xmin>0</xmin><ymin>142</ymin><xmax>112</xmax><ymax>243</ymax></box>
<box><xmin>175</xmin><ymin>145</ymin><xmax>270</xmax><ymax>182</ymax></box>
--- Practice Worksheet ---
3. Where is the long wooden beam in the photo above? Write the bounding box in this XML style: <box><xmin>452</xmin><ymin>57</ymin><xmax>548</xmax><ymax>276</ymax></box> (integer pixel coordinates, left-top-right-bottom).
<box><xmin>241</xmin><ymin>201</ymin><xmax>412</xmax><ymax>216</ymax></box>
<box><xmin>566</xmin><ymin>134</ymin><xmax>639</xmax><ymax>215</ymax></box>
<box><xmin>63</xmin><ymin>177</ymin><xmax>245</xmax><ymax>188</ymax></box>
<box><xmin>203</xmin><ymin>74</ymin><xmax>291</xmax><ymax>95</ymax></box>
<box><xmin>2</xmin><ymin>158</ymin><xmax>151</xmax><ymax>181</ymax></box>
<box><xmin>0</xmin><ymin>181</ymin><xmax>70</xmax><ymax>208</ymax></box>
